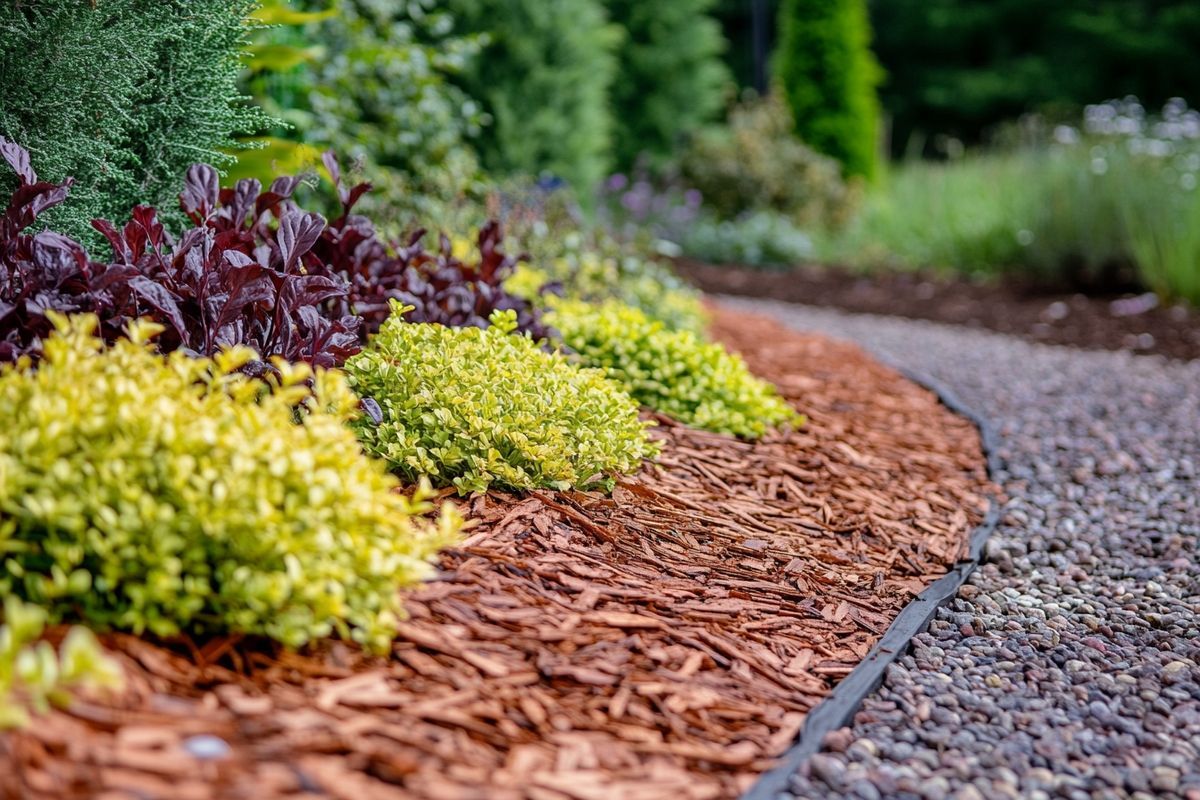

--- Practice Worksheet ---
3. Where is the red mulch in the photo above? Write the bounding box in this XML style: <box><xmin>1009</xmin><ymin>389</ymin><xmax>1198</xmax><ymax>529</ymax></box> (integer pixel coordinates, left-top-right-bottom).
<box><xmin>0</xmin><ymin>306</ymin><xmax>993</xmax><ymax>800</ymax></box>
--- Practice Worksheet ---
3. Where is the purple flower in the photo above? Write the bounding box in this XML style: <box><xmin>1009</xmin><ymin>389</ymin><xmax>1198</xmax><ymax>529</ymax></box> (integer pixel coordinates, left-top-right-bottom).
<box><xmin>606</xmin><ymin>173</ymin><xmax>629</xmax><ymax>191</ymax></box>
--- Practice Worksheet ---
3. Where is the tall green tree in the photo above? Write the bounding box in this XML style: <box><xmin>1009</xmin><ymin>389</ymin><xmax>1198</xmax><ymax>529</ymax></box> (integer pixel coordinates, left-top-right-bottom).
<box><xmin>0</xmin><ymin>0</ymin><xmax>269</xmax><ymax>239</ymax></box>
<box><xmin>771</xmin><ymin>0</ymin><xmax>882</xmax><ymax>179</ymax></box>
<box><xmin>869</xmin><ymin>0</ymin><xmax>1200</xmax><ymax>155</ymax></box>
<box><xmin>445</xmin><ymin>0</ymin><xmax>620</xmax><ymax>192</ymax></box>
<box><xmin>603</xmin><ymin>0</ymin><xmax>732</xmax><ymax>169</ymax></box>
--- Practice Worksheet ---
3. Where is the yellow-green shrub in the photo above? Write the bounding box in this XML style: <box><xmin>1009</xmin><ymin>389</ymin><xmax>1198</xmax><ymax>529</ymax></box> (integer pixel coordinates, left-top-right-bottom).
<box><xmin>511</xmin><ymin>231</ymin><xmax>708</xmax><ymax>335</ymax></box>
<box><xmin>0</xmin><ymin>315</ymin><xmax>461</xmax><ymax>652</ymax></box>
<box><xmin>345</xmin><ymin>307</ymin><xmax>658</xmax><ymax>494</ymax></box>
<box><xmin>549</xmin><ymin>299</ymin><xmax>801</xmax><ymax>439</ymax></box>
<box><xmin>0</xmin><ymin>598</ymin><xmax>123</xmax><ymax>729</ymax></box>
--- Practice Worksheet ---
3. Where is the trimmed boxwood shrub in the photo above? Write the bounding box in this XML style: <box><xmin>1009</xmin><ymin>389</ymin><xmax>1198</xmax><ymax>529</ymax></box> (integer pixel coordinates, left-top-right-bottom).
<box><xmin>549</xmin><ymin>298</ymin><xmax>800</xmax><ymax>439</ymax></box>
<box><xmin>772</xmin><ymin>0</ymin><xmax>882</xmax><ymax>179</ymax></box>
<box><xmin>0</xmin><ymin>315</ymin><xmax>461</xmax><ymax>651</ymax></box>
<box><xmin>345</xmin><ymin>306</ymin><xmax>657</xmax><ymax>494</ymax></box>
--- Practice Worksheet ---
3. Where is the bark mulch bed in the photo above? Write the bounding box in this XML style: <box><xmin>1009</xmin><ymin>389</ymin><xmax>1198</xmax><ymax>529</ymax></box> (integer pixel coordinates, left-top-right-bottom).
<box><xmin>678</xmin><ymin>259</ymin><xmax>1200</xmax><ymax>362</ymax></box>
<box><xmin>0</xmin><ymin>306</ymin><xmax>993</xmax><ymax>800</ymax></box>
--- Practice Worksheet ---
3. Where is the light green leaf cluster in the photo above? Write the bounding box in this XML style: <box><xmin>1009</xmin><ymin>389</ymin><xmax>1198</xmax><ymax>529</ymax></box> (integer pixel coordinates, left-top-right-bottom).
<box><xmin>549</xmin><ymin>299</ymin><xmax>801</xmax><ymax>439</ymax></box>
<box><xmin>0</xmin><ymin>598</ymin><xmax>123</xmax><ymax>730</ymax></box>
<box><xmin>514</xmin><ymin>230</ymin><xmax>708</xmax><ymax>335</ymax></box>
<box><xmin>0</xmin><ymin>315</ymin><xmax>462</xmax><ymax>653</ymax></box>
<box><xmin>345</xmin><ymin>307</ymin><xmax>658</xmax><ymax>494</ymax></box>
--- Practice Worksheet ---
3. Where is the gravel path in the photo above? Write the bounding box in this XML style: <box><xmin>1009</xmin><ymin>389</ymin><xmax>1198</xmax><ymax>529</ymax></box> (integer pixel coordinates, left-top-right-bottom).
<box><xmin>719</xmin><ymin>298</ymin><xmax>1200</xmax><ymax>800</ymax></box>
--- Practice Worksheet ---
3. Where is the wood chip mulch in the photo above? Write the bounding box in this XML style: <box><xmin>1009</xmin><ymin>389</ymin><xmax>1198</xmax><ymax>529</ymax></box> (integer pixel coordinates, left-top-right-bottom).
<box><xmin>0</xmin><ymin>306</ymin><xmax>994</xmax><ymax>800</ymax></box>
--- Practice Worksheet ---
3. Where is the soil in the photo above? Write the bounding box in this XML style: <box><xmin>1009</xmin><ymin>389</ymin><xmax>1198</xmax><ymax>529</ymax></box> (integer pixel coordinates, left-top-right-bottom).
<box><xmin>676</xmin><ymin>260</ymin><xmax>1200</xmax><ymax>362</ymax></box>
<box><xmin>1</xmin><ymin>307</ymin><xmax>993</xmax><ymax>800</ymax></box>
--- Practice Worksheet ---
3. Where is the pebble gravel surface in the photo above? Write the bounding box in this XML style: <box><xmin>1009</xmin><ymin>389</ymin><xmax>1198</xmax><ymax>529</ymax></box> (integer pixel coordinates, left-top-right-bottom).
<box><xmin>719</xmin><ymin>298</ymin><xmax>1200</xmax><ymax>800</ymax></box>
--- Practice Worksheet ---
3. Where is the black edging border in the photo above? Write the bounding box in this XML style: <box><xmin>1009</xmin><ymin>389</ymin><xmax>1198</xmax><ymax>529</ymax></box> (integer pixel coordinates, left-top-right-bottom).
<box><xmin>740</xmin><ymin>359</ymin><xmax>1004</xmax><ymax>800</ymax></box>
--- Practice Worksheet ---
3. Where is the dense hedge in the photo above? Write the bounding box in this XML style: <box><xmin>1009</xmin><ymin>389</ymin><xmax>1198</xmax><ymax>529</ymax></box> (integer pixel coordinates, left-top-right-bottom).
<box><xmin>603</xmin><ymin>0</ymin><xmax>730</xmax><ymax>169</ymax></box>
<box><xmin>549</xmin><ymin>298</ymin><xmax>799</xmax><ymax>438</ymax></box>
<box><xmin>346</xmin><ymin>306</ymin><xmax>657</xmax><ymax>494</ymax></box>
<box><xmin>0</xmin><ymin>316</ymin><xmax>461</xmax><ymax>651</ymax></box>
<box><xmin>0</xmin><ymin>0</ymin><xmax>268</xmax><ymax>240</ymax></box>
<box><xmin>772</xmin><ymin>0</ymin><xmax>881</xmax><ymax>179</ymax></box>
<box><xmin>446</xmin><ymin>0</ymin><xmax>619</xmax><ymax>192</ymax></box>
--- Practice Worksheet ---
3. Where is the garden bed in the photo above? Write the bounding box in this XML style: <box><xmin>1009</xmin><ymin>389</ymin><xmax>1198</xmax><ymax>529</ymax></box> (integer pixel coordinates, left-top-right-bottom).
<box><xmin>678</xmin><ymin>260</ymin><xmax>1200</xmax><ymax>361</ymax></box>
<box><xmin>1</xmin><ymin>306</ymin><xmax>992</xmax><ymax>800</ymax></box>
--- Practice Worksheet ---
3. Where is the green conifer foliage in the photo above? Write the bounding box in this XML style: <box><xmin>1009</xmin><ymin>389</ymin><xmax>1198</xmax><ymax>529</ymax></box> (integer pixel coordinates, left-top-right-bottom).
<box><xmin>445</xmin><ymin>0</ymin><xmax>619</xmax><ymax>193</ymax></box>
<box><xmin>603</xmin><ymin>0</ymin><xmax>731</xmax><ymax>169</ymax></box>
<box><xmin>772</xmin><ymin>0</ymin><xmax>882</xmax><ymax>179</ymax></box>
<box><xmin>0</xmin><ymin>0</ymin><xmax>269</xmax><ymax>239</ymax></box>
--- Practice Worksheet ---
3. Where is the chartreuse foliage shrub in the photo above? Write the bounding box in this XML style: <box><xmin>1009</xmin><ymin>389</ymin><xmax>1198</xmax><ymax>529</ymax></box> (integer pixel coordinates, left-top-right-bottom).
<box><xmin>0</xmin><ymin>598</ymin><xmax>123</xmax><ymax>729</ymax></box>
<box><xmin>345</xmin><ymin>306</ymin><xmax>657</xmax><ymax>494</ymax></box>
<box><xmin>549</xmin><ymin>299</ymin><xmax>800</xmax><ymax>439</ymax></box>
<box><xmin>0</xmin><ymin>0</ymin><xmax>269</xmax><ymax>240</ymax></box>
<box><xmin>773</xmin><ymin>0</ymin><xmax>882</xmax><ymax>179</ymax></box>
<box><xmin>603</xmin><ymin>0</ymin><xmax>731</xmax><ymax>168</ymax></box>
<box><xmin>0</xmin><ymin>316</ymin><xmax>462</xmax><ymax>652</ymax></box>
<box><xmin>512</xmin><ymin>231</ymin><xmax>708</xmax><ymax>335</ymax></box>
<box><xmin>446</xmin><ymin>0</ymin><xmax>619</xmax><ymax>192</ymax></box>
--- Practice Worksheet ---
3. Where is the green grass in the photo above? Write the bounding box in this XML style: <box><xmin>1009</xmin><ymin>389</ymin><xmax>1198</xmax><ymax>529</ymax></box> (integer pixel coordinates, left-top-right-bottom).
<box><xmin>814</xmin><ymin>144</ymin><xmax>1200</xmax><ymax>304</ymax></box>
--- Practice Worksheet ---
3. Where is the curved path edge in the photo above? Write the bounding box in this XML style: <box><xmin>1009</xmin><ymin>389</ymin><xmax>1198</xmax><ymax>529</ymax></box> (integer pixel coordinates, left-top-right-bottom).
<box><xmin>742</xmin><ymin>354</ymin><xmax>1004</xmax><ymax>800</ymax></box>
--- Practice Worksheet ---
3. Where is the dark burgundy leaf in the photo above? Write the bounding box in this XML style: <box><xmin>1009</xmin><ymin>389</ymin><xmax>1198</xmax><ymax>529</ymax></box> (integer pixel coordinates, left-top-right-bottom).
<box><xmin>0</xmin><ymin>137</ymin><xmax>36</xmax><ymax>184</ymax></box>
<box><xmin>179</xmin><ymin>164</ymin><xmax>220</xmax><ymax>221</ymax></box>
<box><xmin>277</xmin><ymin>210</ymin><xmax>325</xmax><ymax>272</ymax></box>
<box><xmin>128</xmin><ymin>276</ymin><xmax>187</xmax><ymax>339</ymax></box>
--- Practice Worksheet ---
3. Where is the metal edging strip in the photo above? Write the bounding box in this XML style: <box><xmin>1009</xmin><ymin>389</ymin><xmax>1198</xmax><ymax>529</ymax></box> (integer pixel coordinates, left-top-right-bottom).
<box><xmin>740</xmin><ymin>360</ymin><xmax>1004</xmax><ymax>800</ymax></box>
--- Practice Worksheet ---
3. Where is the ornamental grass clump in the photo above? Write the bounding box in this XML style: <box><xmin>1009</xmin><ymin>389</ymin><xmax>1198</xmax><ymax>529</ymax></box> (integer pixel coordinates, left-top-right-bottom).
<box><xmin>549</xmin><ymin>299</ymin><xmax>801</xmax><ymax>439</ymax></box>
<box><xmin>0</xmin><ymin>315</ymin><xmax>462</xmax><ymax>652</ymax></box>
<box><xmin>345</xmin><ymin>306</ymin><xmax>658</xmax><ymax>494</ymax></box>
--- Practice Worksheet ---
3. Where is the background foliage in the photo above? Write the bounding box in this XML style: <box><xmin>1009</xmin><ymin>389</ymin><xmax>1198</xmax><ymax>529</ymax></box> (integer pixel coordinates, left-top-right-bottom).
<box><xmin>603</xmin><ymin>0</ymin><xmax>731</xmax><ymax>170</ymax></box>
<box><xmin>444</xmin><ymin>0</ymin><xmax>619</xmax><ymax>194</ymax></box>
<box><xmin>243</xmin><ymin>0</ymin><xmax>485</xmax><ymax>223</ymax></box>
<box><xmin>772</xmin><ymin>0</ymin><xmax>882</xmax><ymax>179</ymax></box>
<box><xmin>870</xmin><ymin>0</ymin><xmax>1200</xmax><ymax>156</ymax></box>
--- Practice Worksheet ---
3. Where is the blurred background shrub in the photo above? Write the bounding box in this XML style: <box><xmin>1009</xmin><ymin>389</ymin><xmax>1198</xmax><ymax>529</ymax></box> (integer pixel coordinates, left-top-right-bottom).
<box><xmin>444</xmin><ymin>0</ymin><xmax>620</xmax><ymax>195</ymax></box>
<box><xmin>603</xmin><ymin>0</ymin><xmax>732</xmax><ymax>171</ymax></box>
<box><xmin>242</xmin><ymin>0</ymin><xmax>485</xmax><ymax>224</ymax></box>
<box><xmin>772</xmin><ymin>0</ymin><xmax>881</xmax><ymax>179</ymax></box>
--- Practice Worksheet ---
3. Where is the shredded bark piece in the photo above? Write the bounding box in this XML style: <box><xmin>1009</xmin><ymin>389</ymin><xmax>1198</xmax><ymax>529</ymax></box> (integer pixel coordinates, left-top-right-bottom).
<box><xmin>0</xmin><ymin>307</ymin><xmax>993</xmax><ymax>799</ymax></box>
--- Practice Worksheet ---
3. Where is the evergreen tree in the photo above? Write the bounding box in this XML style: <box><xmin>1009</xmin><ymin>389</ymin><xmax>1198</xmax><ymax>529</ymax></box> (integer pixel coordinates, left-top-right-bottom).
<box><xmin>869</xmin><ymin>0</ymin><xmax>1200</xmax><ymax>155</ymax></box>
<box><xmin>445</xmin><ymin>0</ymin><xmax>620</xmax><ymax>193</ymax></box>
<box><xmin>0</xmin><ymin>0</ymin><xmax>269</xmax><ymax>240</ymax></box>
<box><xmin>772</xmin><ymin>0</ymin><xmax>882</xmax><ymax>178</ymax></box>
<box><xmin>604</xmin><ymin>0</ymin><xmax>732</xmax><ymax>169</ymax></box>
